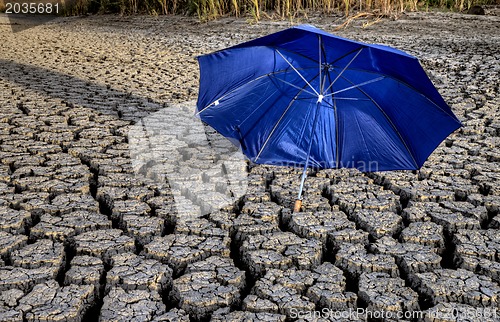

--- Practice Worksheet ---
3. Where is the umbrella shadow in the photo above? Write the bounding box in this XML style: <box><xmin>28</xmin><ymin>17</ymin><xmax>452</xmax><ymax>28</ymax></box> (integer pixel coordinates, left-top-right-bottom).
<box><xmin>2</xmin><ymin>13</ymin><xmax>60</xmax><ymax>33</ymax></box>
<box><xmin>0</xmin><ymin>58</ymin><xmax>162</xmax><ymax>122</ymax></box>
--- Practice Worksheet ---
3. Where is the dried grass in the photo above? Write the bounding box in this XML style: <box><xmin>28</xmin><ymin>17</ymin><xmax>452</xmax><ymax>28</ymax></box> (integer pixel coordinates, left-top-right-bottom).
<box><xmin>3</xmin><ymin>0</ymin><xmax>495</xmax><ymax>23</ymax></box>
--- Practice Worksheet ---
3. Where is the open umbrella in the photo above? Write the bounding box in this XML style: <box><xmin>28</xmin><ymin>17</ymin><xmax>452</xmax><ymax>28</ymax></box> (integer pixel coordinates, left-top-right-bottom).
<box><xmin>196</xmin><ymin>25</ymin><xmax>461</xmax><ymax>212</ymax></box>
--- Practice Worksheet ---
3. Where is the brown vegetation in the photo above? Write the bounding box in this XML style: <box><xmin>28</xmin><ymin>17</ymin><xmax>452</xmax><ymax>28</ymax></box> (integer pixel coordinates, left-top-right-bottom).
<box><xmin>0</xmin><ymin>0</ymin><xmax>492</xmax><ymax>19</ymax></box>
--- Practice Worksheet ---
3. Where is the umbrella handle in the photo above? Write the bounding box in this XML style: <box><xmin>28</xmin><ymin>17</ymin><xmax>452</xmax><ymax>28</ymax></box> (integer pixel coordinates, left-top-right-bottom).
<box><xmin>294</xmin><ymin>101</ymin><xmax>322</xmax><ymax>213</ymax></box>
<box><xmin>293</xmin><ymin>199</ymin><xmax>302</xmax><ymax>213</ymax></box>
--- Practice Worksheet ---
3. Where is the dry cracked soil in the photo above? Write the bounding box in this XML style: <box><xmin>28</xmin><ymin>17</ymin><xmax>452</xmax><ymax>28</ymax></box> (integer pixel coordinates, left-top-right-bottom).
<box><xmin>0</xmin><ymin>9</ymin><xmax>499</xmax><ymax>322</ymax></box>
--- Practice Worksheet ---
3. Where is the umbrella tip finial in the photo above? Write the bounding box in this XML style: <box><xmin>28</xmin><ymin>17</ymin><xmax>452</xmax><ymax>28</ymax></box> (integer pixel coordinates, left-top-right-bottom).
<box><xmin>317</xmin><ymin>95</ymin><xmax>324</xmax><ymax>103</ymax></box>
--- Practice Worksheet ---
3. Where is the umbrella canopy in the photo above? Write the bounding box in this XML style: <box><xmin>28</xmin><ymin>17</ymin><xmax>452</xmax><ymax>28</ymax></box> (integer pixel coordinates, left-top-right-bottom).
<box><xmin>196</xmin><ymin>24</ymin><xmax>461</xmax><ymax>210</ymax></box>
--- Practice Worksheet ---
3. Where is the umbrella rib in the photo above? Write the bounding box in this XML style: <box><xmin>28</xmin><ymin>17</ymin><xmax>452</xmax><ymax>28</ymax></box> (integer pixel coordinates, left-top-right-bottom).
<box><xmin>297</xmin><ymin>100</ymin><xmax>321</xmax><ymax>200</ymax></box>
<box><xmin>323</xmin><ymin>47</ymin><xmax>363</xmax><ymax>94</ymax></box>
<box><xmin>331</xmin><ymin>97</ymin><xmax>371</xmax><ymax>101</ymax></box>
<box><xmin>320</xmin><ymin>35</ymin><xmax>328</xmax><ymax>94</ymax></box>
<box><xmin>330</xmin><ymin>46</ymin><xmax>365</xmax><ymax>65</ymax></box>
<box><xmin>196</xmin><ymin>67</ymin><xmax>316</xmax><ymax>116</ymax></box>
<box><xmin>269</xmin><ymin>75</ymin><xmax>316</xmax><ymax>97</ymax></box>
<box><xmin>274</xmin><ymin>46</ymin><xmax>320</xmax><ymax>65</ymax></box>
<box><xmin>254</xmin><ymin>79</ymin><xmax>317</xmax><ymax>162</ymax></box>
<box><xmin>339</xmin><ymin>74</ymin><xmax>420</xmax><ymax>169</ymax></box>
<box><xmin>275</xmin><ymin>49</ymin><xmax>320</xmax><ymax>97</ymax></box>
<box><xmin>319</xmin><ymin>35</ymin><xmax>322</xmax><ymax>94</ymax></box>
<box><xmin>232</xmin><ymin>71</ymin><xmax>321</xmax><ymax>148</ymax></box>
<box><xmin>254</xmin><ymin>101</ymin><xmax>294</xmax><ymax>162</ymax></box>
<box><xmin>325</xmin><ymin>69</ymin><xmax>340</xmax><ymax>168</ymax></box>
<box><xmin>324</xmin><ymin>76</ymin><xmax>385</xmax><ymax>97</ymax></box>
<box><xmin>296</xmin><ymin>97</ymin><xmax>370</xmax><ymax>103</ymax></box>
<box><xmin>236</xmin><ymin>85</ymin><xmax>282</xmax><ymax>129</ymax></box>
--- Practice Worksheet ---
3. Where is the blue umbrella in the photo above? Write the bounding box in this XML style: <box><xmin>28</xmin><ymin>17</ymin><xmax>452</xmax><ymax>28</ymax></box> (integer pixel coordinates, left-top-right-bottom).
<box><xmin>196</xmin><ymin>25</ymin><xmax>461</xmax><ymax>212</ymax></box>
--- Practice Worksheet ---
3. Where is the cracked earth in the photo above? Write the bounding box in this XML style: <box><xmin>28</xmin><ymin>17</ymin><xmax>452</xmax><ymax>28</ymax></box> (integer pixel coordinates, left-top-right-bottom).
<box><xmin>0</xmin><ymin>9</ymin><xmax>499</xmax><ymax>322</ymax></box>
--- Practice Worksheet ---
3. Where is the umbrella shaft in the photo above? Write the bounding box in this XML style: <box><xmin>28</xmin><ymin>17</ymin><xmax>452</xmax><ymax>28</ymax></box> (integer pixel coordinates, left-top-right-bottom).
<box><xmin>297</xmin><ymin>101</ymin><xmax>321</xmax><ymax>201</ymax></box>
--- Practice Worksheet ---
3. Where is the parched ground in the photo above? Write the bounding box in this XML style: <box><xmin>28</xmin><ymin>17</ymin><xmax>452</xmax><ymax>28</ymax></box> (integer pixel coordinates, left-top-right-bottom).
<box><xmin>0</xmin><ymin>10</ymin><xmax>499</xmax><ymax>322</ymax></box>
